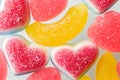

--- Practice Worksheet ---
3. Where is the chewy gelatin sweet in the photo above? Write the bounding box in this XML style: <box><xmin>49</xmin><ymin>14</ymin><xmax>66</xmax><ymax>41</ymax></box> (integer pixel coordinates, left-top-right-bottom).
<box><xmin>30</xmin><ymin>0</ymin><xmax>68</xmax><ymax>21</ymax></box>
<box><xmin>27</xmin><ymin>67</ymin><xmax>61</xmax><ymax>80</ymax></box>
<box><xmin>82</xmin><ymin>0</ymin><xmax>118</xmax><ymax>13</ymax></box>
<box><xmin>3</xmin><ymin>35</ymin><xmax>48</xmax><ymax>75</ymax></box>
<box><xmin>79</xmin><ymin>75</ymin><xmax>91</xmax><ymax>80</ymax></box>
<box><xmin>51</xmin><ymin>41</ymin><xmax>98</xmax><ymax>79</ymax></box>
<box><xmin>26</xmin><ymin>4</ymin><xmax>88</xmax><ymax>46</ymax></box>
<box><xmin>0</xmin><ymin>0</ymin><xmax>30</xmax><ymax>34</ymax></box>
<box><xmin>96</xmin><ymin>52</ymin><xmax>120</xmax><ymax>80</ymax></box>
<box><xmin>0</xmin><ymin>49</ymin><xmax>7</xmax><ymax>80</ymax></box>
<box><xmin>88</xmin><ymin>11</ymin><xmax>120</xmax><ymax>52</ymax></box>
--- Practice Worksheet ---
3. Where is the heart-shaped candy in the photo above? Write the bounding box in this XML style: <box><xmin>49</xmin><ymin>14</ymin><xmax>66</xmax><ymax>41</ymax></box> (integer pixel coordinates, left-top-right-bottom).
<box><xmin>3</xmin><ymin>35</ymin><xmax>48</xmax><ymax>75</ymax></box>
<box><xmin>51</xmin><ymin>41</ymin><xmax>99</xmax><ymax>79</ymax></box>
<box><xmin>0</xmin><ymin>0</ymin><xmax>30</xmax><ymax>34</ymax></box>
<box><xmin>27</xmin><ymin>67</ymin><xmax>61</xmax><ymax>80</ymax></box>
<box><xmin>88</xmin><ymin>11</ymin><xmax>120</xmax><ymax>52</ymax></box>
<box><xmin>0</xmin><ymin>49</ymin><xmax>7</xmax><ymax>80</ymax></box>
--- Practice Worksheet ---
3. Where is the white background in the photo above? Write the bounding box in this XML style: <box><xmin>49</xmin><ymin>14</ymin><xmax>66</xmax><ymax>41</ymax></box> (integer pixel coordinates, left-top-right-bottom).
<box><xmin>1</xmin><ymin>0</ymin><xmax>120</xmax><ymax>80</ymax></box>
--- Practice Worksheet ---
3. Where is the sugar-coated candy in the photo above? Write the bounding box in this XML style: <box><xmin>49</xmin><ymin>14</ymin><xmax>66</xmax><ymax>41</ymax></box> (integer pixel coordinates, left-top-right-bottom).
<box><xmin>26</xmin><ymin>4</ymin><xmax>88</xmax><ymax>46</ymax></box>
<box><xmin>30</xmin><ymin>0</ymin><xmax>68</xmax><ymax>21</ymax></box>
<box><xmin>117</xmin><ymin>61</ymin><xmax>120</xmax><ymax>76</ymax></box>
<box><xmin>0</xmin><ymin>49</ymin><xmax>7</xmax><ymax>80</ymax></box>
<box><xmin>27</xmin><ymin>67</ymin><xmax>61</xmax><ymax>80</ymax></box>
<box><xmin>79</xmin><ymin>75</ymin><xmax>91</xmax><ymax>80</ymax></box>
<box><xmin>82</xmin><ymin>0</ymin><xmax>118</xmax><ymax>13</ymax></box>
<box><xmin>88</xmin><ymin>11</ymin><xmax>120</xmax><ymax>52</ymax></box>
<box><xmin>51</xmin><ymin>41</ymin><xmax>98</xmax><ymax>79</ymax></box>
<box><xmin>96</xmin><ymin>52</ymin><xmax>120</xmax><ymax>80</ymax></box>
<box><xmin>0</xmin><ymin>0</ymin><xmax>30</xmax><ymax>34</ymax></box>
<box><xmin>3</xmin><ymin>35</ymin><xmax>48</xmax><ymax>75</ymax></box>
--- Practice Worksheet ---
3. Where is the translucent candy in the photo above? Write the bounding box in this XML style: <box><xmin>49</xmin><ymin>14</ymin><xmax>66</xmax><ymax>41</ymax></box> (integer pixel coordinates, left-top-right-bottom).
<box><xmin>0</xmin><ymin>49</ymin><xmax>7</xmax><ymax>80</ymax></box>
<box><xmin>26</xmin><ymin>4</ymin><xmax>88</xmax><ymax>46</ymax></box>
<box><xmin>3</xmin><ymin>35</ymin><xmax>48</xmax><ymax>75</ymax></box>
<box><xmin>27</xmin><ymin>67</ymin><xmax>61</xmax><ymax>80</ymax></box>
<box><xmin>51</xmin><ymin>41</ymin><xmax>98</xmax><ymax>79</ymax></box>
<box><xmin>88</xmin><ymin>11</ymin><xmax>120</xmax><ymax>52</ymax></box>
<box><xmin>82</xmin><ymin>0</ymin><xmax>118</xmax><ymax>13</ymax></box>
<box><xmin>0</xmin><ymin>0</ymin><xmax>30</xmax><ymax>34</ymax></box>
<box><xmin>96</xmin><ymin>52</ymin><xmax>120</xmax><ymax>80</ymax></box>
<box><xmin>30</xmin><ymin>0</ymin><xmax>68</xmax><ymax>21</ymax></box>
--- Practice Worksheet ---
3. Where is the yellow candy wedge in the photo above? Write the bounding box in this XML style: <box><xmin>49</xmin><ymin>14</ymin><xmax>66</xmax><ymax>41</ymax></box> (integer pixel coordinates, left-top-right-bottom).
<box><xmin>79</xmin><ymin>75</ymin><xmax>91</xmax><ymax>80</ymax></box>
<box><xmin>96</xmin><ymin>52</ymin><xmax>120</xmax><ymax>80</ymax></box>
<box><xmin>26</xmin><ymin>4</ymin><xmax>88</xmax><ymax>46</ymax></box>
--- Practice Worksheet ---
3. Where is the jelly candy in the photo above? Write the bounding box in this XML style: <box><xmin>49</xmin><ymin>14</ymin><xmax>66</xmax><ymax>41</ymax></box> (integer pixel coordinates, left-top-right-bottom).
<box><xmin>3</xmin><ymin>35</ymin><xmax>48</xmax><ymax>75</ymax></box>
<box><xmin>79</xmin><ymin>75</ymin><xmax>91</xmax><ymax>80</ymax></box>
<box><xmin>117</xmin><ymin>61</ymin><xmax>120</xmax><ymax>76</ymax></box>
<box><xmin>27</xmin><ymin>67</ymin><xmax>61</xmax><ymax>80</ymax></box>
<box><xmin>88</xmin><ymin>11</ymin><xmax>120</xmax><ymax>52</ymax></box>
<box><xmin>51</xmin><ymin>41</ymin><xmax>98</xmax><ymax>79</ymax></box>
<box><xmin>26</xmin><ymin>4</ymin><xmax>88</xmax><ymax>46</ymax></box>
<box><xmin>30</xmin><ymin>0</ymin><xmax>68</xmax><ymax>21</ymax></box>
<box><xmin>96</xmin><ymin>52</ymin><xmax>119</xmax><ymax>80</ymax></box>
<box><xmin>82</xmin><ymin>0</ymin><xmax>118</xmax><ymax>13</ymax></box>
<box><xmin>0</xmin><ymin>0</ymin><xmax>30</xmax><ymax>34</ymax></box>
<box><xmin>0</xmin><ymin>49</ymin><xmax>7</xmax><ymax>80</ymax></box>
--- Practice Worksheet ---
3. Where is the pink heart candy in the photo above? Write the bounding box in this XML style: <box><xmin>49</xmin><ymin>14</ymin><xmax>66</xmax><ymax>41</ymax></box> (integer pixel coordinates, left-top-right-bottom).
<box><xmin>51</xmin><ymin>41</ymin><xmax>99</xmax><ymax>79</ymax></box>
<box><xmin>3</xmin><ymin>35</ymin><xmax>48</xmax><ymax>75</ymax></box>
<box><xmin>0</xmin><ymin>0</ymin><xmax>30</xmax><ymax>34</ymax></box>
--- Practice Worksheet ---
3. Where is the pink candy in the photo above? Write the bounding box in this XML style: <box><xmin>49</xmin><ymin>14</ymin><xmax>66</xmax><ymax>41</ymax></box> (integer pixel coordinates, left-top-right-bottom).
<box><xmin>0</xmin><ymin>0</ymin><xmax>30</xmax><ymax>34</ymax></box>
<box><xmin>30</xmin><ymin>0</ymin><xmax>68</xmax><ymax>21</ymax></box>
<box><xmin>88</xmin><ymin>11</ymin><xmax>120</xmax><ymax>52</ymax></box>
<box><xmin>3</xmin><ymin>35</ymin><xmax>48</xmax><ymax>75</ymax></box>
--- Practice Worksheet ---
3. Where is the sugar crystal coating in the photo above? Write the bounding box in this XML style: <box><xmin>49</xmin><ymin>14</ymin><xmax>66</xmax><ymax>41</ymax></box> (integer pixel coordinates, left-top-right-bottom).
<box><xmin>51</xmin><ymin>41</ymin><xmax>98</xmax><ymax>79</ymax></box>
<box><xmin>0</xmin><ymin>0</ymin><xmax>30</xmax><ymax>34</ymax></box>
<box><xmin>27</xmin><ymin>67</ymin><xmax>61</xmax><ymax>80</ymax></box>
<box><xmin>3</xmin><ymin>35</ymin><xmax>48</xmax><ymax>75</ymax></box>
<box><xmin>96</xmin><ymin>52</ymin><xmax>119</xmax><ymax>80</ymax></box>
<box><xmin>30</xmin><ymin>0</ymin><xmax>68</xmax><ymax>21</ymax></box>
<box><xmin>26</xmin><ymin>4</ymin><xmax>88</xmax><ymax>46</ymax></box>
<box><xmin>88</xmin><ymin>11</ymin><xmax>120</xmax><ymax>52</ymax></box>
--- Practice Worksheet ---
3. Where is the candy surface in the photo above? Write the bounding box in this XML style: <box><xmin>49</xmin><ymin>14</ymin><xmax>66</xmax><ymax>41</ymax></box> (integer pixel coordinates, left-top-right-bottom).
<box><xmin>0</xmin><ymin>49</ymin><xmax>7</xmax><ymax>80</ymax></box>
<box><xmin>51</xmin><ymin>41</ymin><xmax>98</xmax><ymax>79</ymax></box>
<box><xmin>82</xmin><ymin>0</ymin><xmax>117</xmax><ymax>13</ymax></box>
<box><xmin>3</xmin><ymin>35</ymin><xmax>48</xmax><ymax>75</ymax></box>
<box><xmin>27</xmin><ymin>67</ymin><xmax>61</xmax><ymax>80</ymax></box>
<box><xmin>117</xmin><ymin>61</ymin><xmax>120</xmax><ymax>76</ymax></box>
<box><xmin>88</xmin><ymin>11</ymin><xmax>120</xmax><ymax>52</ymax></box>
<box><xmin>79</xmin><ymin>75</ymin><xmax>91</xmax><ymax>80</ymax></box>
<box><xmin>30</xmin><ymin>0</ymin><xmax>68</xmax><ymax>21</ymax></box>
<box><xmin>26</xmin><ymin>4</ymin><xmax>88</xmax><ymax>46</ymax></box>
<box><xmin>0</xmin><ymin>0</ymin><xmax>30</xmax><ymax>34</ymax></box>
<box><xmin>96</xmin><ymin>52</ymin><xmax>119</xmax><ymax>80</ymax></box>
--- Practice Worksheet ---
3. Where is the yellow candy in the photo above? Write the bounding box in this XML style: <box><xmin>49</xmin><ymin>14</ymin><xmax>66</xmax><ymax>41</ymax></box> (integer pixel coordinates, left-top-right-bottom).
<box><xmin>96</xmin><ymin>52</ymin><xmax>120</xmax><ymax>80</ymax></box>
<box><xmin>26</xmin><ymin>4</ymin><xmax>88</xmax><ymax>46</ymax></box>
<box><xmin>79</xmin><ymin>75</ymin><xmax>91</xmax><ymax>80</ymax></box>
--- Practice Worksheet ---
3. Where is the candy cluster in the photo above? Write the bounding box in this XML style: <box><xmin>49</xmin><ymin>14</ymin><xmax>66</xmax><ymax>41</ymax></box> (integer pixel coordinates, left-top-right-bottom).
<box><xmin>0</xmin><ymin>0</ymin><xmax>119</xmax><ymax>80</ymax></box>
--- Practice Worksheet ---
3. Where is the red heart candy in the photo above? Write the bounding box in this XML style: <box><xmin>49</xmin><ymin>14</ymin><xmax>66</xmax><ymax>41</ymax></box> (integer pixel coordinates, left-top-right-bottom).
<box><xmin>0</xmin><ymin>0</ymin><xmax>30</xmax><ymax>34</ymax></box>
<box><xmin>0</xmin><ymin>49</ymin><xmax>7</xmax><ymax>80</ymax></box>
<box><xmin>51</xmin><ymin>41</ymin><xmax>99</xmax><ymax>79</ymax></box>
<box><xmin>27</xmin><ymin>67</ymin><xmax>61</xmax><ymax>80</ymax></box>
<box><xmin>3</xmin><ymin>35</ymin><xmax>48</xmax><ymax>75</ymax></box>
